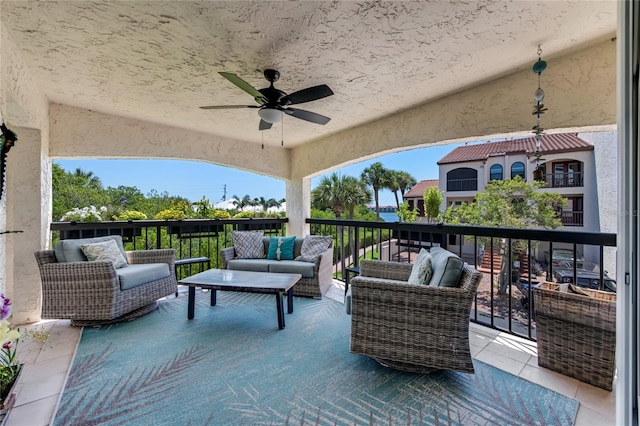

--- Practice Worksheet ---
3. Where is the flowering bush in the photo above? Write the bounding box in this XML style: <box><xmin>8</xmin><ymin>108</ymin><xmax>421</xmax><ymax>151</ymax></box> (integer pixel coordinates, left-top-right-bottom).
<box><xmin>60</xmin><ymin>206</ymin><xmax>107</xmax><ymax>222</ymax></box>
<box><xmin>116</xmin><ymin>210</ymin><xmax>147</xmax><ymax>220</ymax></box>
<box><xmin>0</xmin><ymin>295</ymin><xmax>20</xmax><ymax>400</ymax></box>
<box><xmin>154</xmin><ymin>208</ymin><xmax>187</xmax><ymax>220</ymax></box>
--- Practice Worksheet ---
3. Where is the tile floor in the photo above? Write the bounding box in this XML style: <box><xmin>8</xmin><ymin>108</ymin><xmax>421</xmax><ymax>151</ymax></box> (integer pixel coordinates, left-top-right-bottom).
<box><xmin>5</xmin><ymin>282</ymin><xmax>616</xmax><ymax>425</ymax></box>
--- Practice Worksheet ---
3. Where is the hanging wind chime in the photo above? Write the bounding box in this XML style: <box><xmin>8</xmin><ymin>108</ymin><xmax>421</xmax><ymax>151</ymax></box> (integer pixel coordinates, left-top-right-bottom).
<box><xmin>532</xmin><ymin>46</ymin><xmax>547</xmax><ymax>181</ymax></box>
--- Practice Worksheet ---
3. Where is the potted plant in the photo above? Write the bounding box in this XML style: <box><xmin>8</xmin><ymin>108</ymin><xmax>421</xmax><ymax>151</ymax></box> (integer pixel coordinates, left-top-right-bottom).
<box><xmin>0</xmin><ymin>294</ymin><xmax>21</xmax><ymax>420</ymax></box>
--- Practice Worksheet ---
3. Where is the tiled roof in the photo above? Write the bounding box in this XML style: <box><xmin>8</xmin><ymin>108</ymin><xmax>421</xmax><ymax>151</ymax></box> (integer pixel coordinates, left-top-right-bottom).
<box><xmin>437</xmin><ymin>133</ymin><xmax>594</xmax><ymax>165</ymax></box>
<box><xmin>404</xmin><ymin>179</ymin><xmax>439</xmax><ymax>198</ymax></box>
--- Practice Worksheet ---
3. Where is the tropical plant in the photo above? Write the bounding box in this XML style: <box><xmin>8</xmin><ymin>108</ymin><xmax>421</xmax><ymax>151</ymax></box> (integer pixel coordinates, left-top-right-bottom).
<box><xmin>423</xmin><ymin>187</ymin><xmax>444</xmax><ymax>222</ymax></box>
<box><xmin>397</xmin><ymin>202</ymin><xmax>418</xmax><ymax>222</ymax></box>
<box><xmin>312</xmin><ymin>173</ymin><xmax>370</xmax><ymax>219</ymax></box>
<box><xmin>0</xmin><ymin>294</ymin><xmax>20</xmax><ymax>401</ymax></box>
<box><xmin>443</xmin><ymin>176</ymin><xmax>566</xmax><ymax>293</ymax></box>
<box><xmin>360</xmin><ymin>162</ymin><xmax>389</xmax><ymax>221</ymax></box>
<box><xmin>385</xmin><ymin>170</ymin><xmax>402</xmax><ymax>208</ymax></box>
<box><xmin>231</xmin><ymin>194</ymin><xmax>253</xmax><ymax>212</ymax></box>
<box><xmin>396</xmin><ymin>171</ymin><xmax>417</xmax><ymax>199</ymax></box>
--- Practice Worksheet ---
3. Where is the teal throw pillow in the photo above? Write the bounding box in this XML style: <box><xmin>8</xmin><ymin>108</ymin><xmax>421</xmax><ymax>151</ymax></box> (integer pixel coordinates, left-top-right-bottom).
<box><xmin>267</xmin><ymin>236</ymin><xmax>296</xmax><ymax>260</ymax></box>
<box><xmin>407</xmin><ymin>248</ymin><xmax>433</xmax><ymax>285</ymax></box>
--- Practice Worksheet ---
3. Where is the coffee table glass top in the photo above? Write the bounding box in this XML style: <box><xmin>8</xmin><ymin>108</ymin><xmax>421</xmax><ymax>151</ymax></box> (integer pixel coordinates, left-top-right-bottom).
<box><xmin>179</xmin><ymin>269</ymin><xmax>301</xmax><ymax>291</ymax></box>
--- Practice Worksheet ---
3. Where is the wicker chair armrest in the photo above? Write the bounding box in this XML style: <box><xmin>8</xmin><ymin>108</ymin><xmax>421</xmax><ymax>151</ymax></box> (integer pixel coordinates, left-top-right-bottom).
<box><xmin>38</xmin><ymin>260</ymin><xmax>120</xmax><ymax>289</ymax></box>
<box><xmin>126</xmin><ymin>249</ymin><xmax>175</xmax><ymax>265</ymax></box>
<box><xmin>359</xmin><ymin>259</ymin><xmax>413</xmax><ymax>281</ymax></box>
<box><xmin>220</xmin><ymin>247</ymin><xmax>236</xmax><ymax>268</ymax></box>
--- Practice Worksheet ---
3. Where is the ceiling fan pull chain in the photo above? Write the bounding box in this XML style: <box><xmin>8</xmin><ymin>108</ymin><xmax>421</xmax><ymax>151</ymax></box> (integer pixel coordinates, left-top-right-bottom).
<box><xmin>261</xmin><ymin>131</ymin><xmax>264</xmax><ymax>150</ymax></box>
<box><xmin>281</xmin><ymin>119</ymin><xmax>284</xmax><ymax>146</ymax></box>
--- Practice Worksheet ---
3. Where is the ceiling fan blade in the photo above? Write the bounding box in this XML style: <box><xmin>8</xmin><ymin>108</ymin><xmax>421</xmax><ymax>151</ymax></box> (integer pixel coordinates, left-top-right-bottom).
<box><xmin>281</xmin><ymin>85</ymin><xmax>334</xmax><ymax>105</ymax></box>
<box><xmin>259</xmin><ymin>119</ymin><xmax>273</xmax><ymax>131</ymax></box>
<box><xmin>199</xmin><ymin>105</ymin><xmax>259</xmax><ymax>110</ymax></box>
<box><xmin>284</xmin><ymin>108</ymin><xmax>331</xmax><ymax>125</ymax></box>
<box><xmin>219</xmin><ymin>72</ymin><xmax>265</xmax><ymax>104</ymax></box>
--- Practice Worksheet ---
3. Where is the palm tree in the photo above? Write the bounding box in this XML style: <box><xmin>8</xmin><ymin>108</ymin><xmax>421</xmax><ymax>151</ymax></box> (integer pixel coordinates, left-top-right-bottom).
<box><xmin>231</xmin><ymin>194</ymin><xmax>252</xmax><ymax>211</ymax></box>
<box><xmin>311</xmin><ymin>173</ymin><xmax>346</xmax><ymax>218</ymax></box>
<box><xmin>396</xmin><ymin>171</ymin><xmax>417</xmax><ymax>201</ymax></box>
<box><xmin>73</xmin><ymin>168</ymin><xmax>102</xmax><ymax>190</ymax></box>
<box><xmin>385</xmin><ymin>170</ymin><xmax>402</xmax><ymax>209</ymax></box>
<box><xmin>343</xmin><ymin>176</ymin><xmax>372</xmax><ymax>219</ymax></box>
<box><xmin>361</xmin><ymin>162</ymin><xmax>389</xmax><ymax>221</ymax></box>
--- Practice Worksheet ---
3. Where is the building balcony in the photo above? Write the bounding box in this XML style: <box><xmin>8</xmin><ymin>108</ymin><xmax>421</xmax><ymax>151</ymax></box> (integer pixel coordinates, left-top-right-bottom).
<box><xmin>560</xmin><ymin>210</ymin><xmax>584</xmax><ymax>226</ymax></box>
<box><xmin>539</xmin><ymin>172</ymin><xmax>584</xmax><ymax>188</ymax></box>
<box><xmin>6</xmin><ymin>219</ymin><xmax>616</xmax><ymax>425</ymax></box>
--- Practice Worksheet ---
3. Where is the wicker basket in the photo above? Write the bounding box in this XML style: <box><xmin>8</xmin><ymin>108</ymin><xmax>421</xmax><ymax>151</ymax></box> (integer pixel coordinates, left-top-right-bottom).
<box><xmin>534</xmin><ymin>282</ymin><xmax>616</xmax><ymax>391</ymax></box>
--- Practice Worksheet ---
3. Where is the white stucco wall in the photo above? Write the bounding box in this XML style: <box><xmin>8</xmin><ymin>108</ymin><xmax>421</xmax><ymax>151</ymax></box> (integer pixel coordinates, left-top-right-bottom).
<box><xmin>1</xmin><ymin>27</ymin><xmax>49</xmax><ymax>321</ymax></box>
<box><xmin>290</xmin><ymin>39</ymin><xmax>616</xmax><ymax>180</ymax></box>
<box><xmin>0</xmin><ymin>30</ymin><xmax>618</xmax><ymax>324</ymax></box>
<box><xmin>578</xmin><ymin>131</ymin><xmax>618</xmax><ymax>277</ymax></box>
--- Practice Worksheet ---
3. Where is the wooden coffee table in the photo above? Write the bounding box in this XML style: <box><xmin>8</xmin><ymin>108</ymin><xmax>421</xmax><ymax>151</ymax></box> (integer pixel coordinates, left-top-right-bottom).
<box><xmin>178</xmin><ymin>269</ymin><xmax>302</xmax><ymax>329</ymax></box>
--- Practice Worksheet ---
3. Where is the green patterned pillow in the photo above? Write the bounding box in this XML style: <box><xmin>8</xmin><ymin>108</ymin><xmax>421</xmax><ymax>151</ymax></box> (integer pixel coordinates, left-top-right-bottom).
<box><xmin>267</xmin><ymin>236</ymin><xmax>296</xmax><ymax>260</ymax></box>
<box><xmin>232</xmin><ymin>231</ymin><xmax>265</xmax><ymax>259</ymax></box>
<box><xmin>80</xmin><ymin>239</ymin><xmax>128</xmax><ymax>269</ymax></box>
<box><xmin>407</xmin><ymin>248</ymin><xmax>433</xmax><ymax>285</ymax></box>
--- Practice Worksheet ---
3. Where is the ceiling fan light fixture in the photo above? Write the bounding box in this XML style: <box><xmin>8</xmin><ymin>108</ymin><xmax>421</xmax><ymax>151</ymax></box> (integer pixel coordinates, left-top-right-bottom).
<box><xmin>258</xmin><ymin>107</ymin><xmax>283</xmax><ymax>124</ymax></box>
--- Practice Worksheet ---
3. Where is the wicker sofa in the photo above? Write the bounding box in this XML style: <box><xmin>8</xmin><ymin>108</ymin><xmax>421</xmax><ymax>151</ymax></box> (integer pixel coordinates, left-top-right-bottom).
<box><xmin>349</xmin><ymin>254</ymin><xmax>483</xmax><ymax>374</ymax></box>
<box><xmin>534</xmin><ymin>282</ymin><xmax>616</xmax><ymax>390</ymax></box>
<box><xmin>220</xmin><ymin>236</ymin><xmax>334</xmax><ymax>298</ymax></box>
<box><xmin>35</xmin><ymin>235</ymin><xmax>177</xmax><ymax>326</ymax></box>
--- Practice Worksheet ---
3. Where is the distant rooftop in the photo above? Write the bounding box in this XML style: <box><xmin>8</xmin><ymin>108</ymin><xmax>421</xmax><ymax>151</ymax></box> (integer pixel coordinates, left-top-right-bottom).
<box><xmin>404</xmin><ymin>179</ymin><xmax>439</xmax><ymax>198</ymax></box>
<box><xmin>437</xmin><ymin>133</ymin><xmax>594</xmax><ymax>165</ymax></box>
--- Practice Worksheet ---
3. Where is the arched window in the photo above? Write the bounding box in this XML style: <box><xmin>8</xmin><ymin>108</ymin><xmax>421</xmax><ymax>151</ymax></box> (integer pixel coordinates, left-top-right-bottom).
<box><xmin>446</xmin><ymin>168</ymin><xmax>478</xmax><ymax>191</ymax></box>
<box><xmin>511</xmin><ymin>162</ymin><xmax>525</xmax><ymax>179</ymax></box>
<box><xmin>489</xmin><ymin>164</ymin><xmax>503</xmax><ymax>181</ymax></box>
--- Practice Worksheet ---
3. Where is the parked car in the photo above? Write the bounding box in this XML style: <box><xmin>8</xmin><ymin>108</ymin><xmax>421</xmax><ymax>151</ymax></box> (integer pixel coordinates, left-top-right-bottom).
<box><xmin>549</xmin><ymin>248</ymin><xmax>586</xmax><ymax>268</ymax></box>
<box><xmin>552</xmin><ymin>267</ymin><xmax>617</xmax><ymax>292</ymax></box>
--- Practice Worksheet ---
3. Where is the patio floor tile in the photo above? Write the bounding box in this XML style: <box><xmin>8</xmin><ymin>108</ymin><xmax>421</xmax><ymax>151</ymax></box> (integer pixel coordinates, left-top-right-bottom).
<box><xmin>4</xmin><ymin>281</ymin><xmax>616</xmax><ymax>425</ymax></box>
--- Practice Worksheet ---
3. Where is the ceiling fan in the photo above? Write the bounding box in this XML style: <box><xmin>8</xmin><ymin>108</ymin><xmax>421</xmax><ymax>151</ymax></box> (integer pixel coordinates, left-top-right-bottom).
<box><xmin>200</xmin><ymin>69</ymin><xmax>333</xmax><ymax>130</ymax></box>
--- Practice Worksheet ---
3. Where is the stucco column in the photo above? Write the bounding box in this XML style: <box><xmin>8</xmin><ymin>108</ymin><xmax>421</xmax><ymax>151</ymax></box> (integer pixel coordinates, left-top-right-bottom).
<box><xmin>285</xmin><ymin>177</ymin><xmax>311</xmax><ymax>237</ymax></box>
<box><xmin>6</xmin><ymin>127</ymin><xmax>48</xmax><ymax>324</ymax></box>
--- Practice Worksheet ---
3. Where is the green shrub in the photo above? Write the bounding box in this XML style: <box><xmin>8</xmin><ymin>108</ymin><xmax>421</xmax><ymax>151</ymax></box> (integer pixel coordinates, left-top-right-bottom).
<box><xmin>117</xmin><ymin>210</ymin><xmax>148</xmax><ymax>220</ymax></box>
<box><xmin>155</xmin><ymin>208</ymin><xmax>187</xmax><ymax>220</ymax></box>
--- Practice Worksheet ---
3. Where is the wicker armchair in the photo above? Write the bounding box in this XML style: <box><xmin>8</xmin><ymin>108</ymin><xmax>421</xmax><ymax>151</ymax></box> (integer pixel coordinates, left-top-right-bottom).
<box><xmin>534</xmin><ymin>282</ymin><xmax>616</xmax><ymax>390</ymax></box>
<box><xmin>35</xmin><ymin>247</ymin><xmax>177</xmax><ymax>326</ymax></box>
<box><xmin>349</xmin><ymin>259</ymin><xmax>483</xmax><ymax>373</ymax></box>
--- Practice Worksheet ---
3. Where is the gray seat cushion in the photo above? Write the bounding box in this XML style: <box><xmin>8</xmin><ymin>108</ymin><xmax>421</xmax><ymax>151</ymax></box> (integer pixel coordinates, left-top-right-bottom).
<box><xmin>268</xmin><ymin>260</ymin><xmax>315</xmax><ymax>278</ymax></box>
<box><xmin>55</xmin><ymin>235</ymin><xmax>127</xmax><ymax>263</ymax></box>
<box><xmin>117</xmin><ymin>263</ymin><xmax>170</xmax><ymax>291</ymax></box>
<box><xmin>227</xmin><ymin>259</ymin><xmax>271</xmax><ymax>273</ymax></box>
<box><xmin>428</xmin><ymin>247</ymin><xmax>464</xmax><ymax>288</ymax></box>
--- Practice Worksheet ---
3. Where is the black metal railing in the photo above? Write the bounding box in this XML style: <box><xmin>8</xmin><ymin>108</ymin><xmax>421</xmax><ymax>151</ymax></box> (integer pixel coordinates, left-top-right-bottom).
<box><xmin>446</xmin><ymin>178</ymin><xmax>478</xmax><ymax>191</ymax></box>
<box><xmin>307</xmin><ymin>218</ymin><xmax>616</xmax><ymax>341</ymax></box>
<box><xmin>540</xmin><ymin>172</ymin><xmax>584</xmax><ymax>188</ymax></box>
<box><xmin>50</xmin><ymin>218</ymin><xmax>287</xmax><ymax>279</ymax></box>
<box><xmin>51</xmin><ymin>217</ymin><xmax>616</xmax><ymax>341</ymax></box>
<box><xmin>559</xmin><ymin>210</ymin><xmax>584</xmax><ymax>226</ymax></box>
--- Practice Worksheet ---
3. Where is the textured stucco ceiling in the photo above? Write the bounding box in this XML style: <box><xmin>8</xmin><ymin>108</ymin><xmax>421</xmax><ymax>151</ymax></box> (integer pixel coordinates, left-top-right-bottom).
<box><xmin>1</xmin><ymin>1</ymin><xmax>617</xmax><ymax>148</ymax></box>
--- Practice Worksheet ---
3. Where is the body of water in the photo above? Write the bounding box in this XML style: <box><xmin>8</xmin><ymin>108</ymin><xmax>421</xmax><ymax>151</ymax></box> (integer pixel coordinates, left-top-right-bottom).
<box><xmin>379</xmin><ymin>212</ymin><xmax>399</xmax><ymax>222</ymax></box>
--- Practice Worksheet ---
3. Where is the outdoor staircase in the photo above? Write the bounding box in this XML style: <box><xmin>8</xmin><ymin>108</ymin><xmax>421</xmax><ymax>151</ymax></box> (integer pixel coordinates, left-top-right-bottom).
<box><xmin>478</xmin><ymin>248</ymin><xmax>502</xmax><ymax>274</ymax></box>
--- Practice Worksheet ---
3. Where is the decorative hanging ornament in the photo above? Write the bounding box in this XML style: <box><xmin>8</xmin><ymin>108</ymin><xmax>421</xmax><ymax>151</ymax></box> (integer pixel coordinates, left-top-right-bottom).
<box><xmin>532</xmin><ymin>46</ymin><xmax>547</xmax><ymax>180</ymax></box>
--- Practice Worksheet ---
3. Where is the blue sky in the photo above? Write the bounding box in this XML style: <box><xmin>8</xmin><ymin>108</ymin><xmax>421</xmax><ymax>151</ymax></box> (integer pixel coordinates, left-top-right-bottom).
<box><xmin>55</xmin><ymin>142</ymin><xmax>471</xmax><ymax>207</ymax></box>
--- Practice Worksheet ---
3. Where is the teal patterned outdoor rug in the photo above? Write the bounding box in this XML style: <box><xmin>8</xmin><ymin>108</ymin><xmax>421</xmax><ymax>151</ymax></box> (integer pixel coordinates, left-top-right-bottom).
<box><xmin>54</xmin><ymin>291</ymin><xmax>579</xmax><ymax>425</ymax></box>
